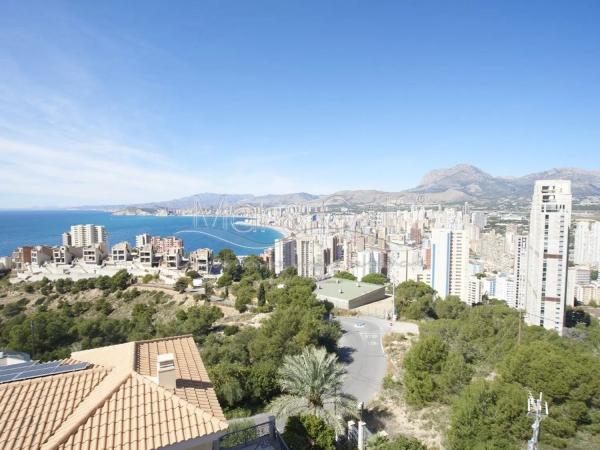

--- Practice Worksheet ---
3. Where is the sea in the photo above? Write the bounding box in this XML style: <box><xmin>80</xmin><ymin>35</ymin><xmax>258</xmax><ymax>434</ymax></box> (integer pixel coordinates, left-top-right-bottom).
<box><xmin>0</xmin><ymin>210</ymin><xmax>282</xmax><ymax>257</ymax></box>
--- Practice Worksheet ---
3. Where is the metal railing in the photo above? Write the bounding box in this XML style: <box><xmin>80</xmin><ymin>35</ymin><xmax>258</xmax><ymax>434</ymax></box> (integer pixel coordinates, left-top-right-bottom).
<box><xmin>219</xmin><ymin>421</ymin><xmax>273</xmax><ymax>450</ymax></box>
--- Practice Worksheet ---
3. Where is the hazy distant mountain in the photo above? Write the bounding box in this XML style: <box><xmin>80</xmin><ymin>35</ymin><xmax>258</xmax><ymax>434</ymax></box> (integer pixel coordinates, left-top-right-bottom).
<box><xmin>511</xmin><ymin>167</ymin><xmax>600</xmax><ymax>197</ymax></box>
<box><xmin>120</xmin><ymin>192</ymin><xmax>320</xmax><ymax>210</ymax></box>
<box><xmin>409</xmin><ymin>165</ymin><xmax>600</xmax><ymax>201</ymax></box>
<box><xmin>313</xmin><ymin>165</ymin><xmax>600</xmax><ymax>207</ymax></box>
<box><xmin>83</xmin><ymin>165</ymin><xmax>600</xmax><ymax>212</ymax></box>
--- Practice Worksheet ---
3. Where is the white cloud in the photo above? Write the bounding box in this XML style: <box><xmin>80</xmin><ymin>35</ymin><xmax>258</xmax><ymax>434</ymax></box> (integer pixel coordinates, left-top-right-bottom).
<box><xmin>0</xmin><ymin>22</ymin><xmax>338</xmax><ymax>208</ymax></box>
<box><xmin>0</xmin><ymin>137</ymin><xmax>210</xmax><ymax>207</ymax></box>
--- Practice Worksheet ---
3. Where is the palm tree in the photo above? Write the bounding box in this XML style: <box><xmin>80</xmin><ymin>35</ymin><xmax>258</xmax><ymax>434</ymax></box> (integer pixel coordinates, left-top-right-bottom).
<box><xmin>269</xmin><ymin>346</ymin><xmax>358</xmax><ymax>434</ymax></box>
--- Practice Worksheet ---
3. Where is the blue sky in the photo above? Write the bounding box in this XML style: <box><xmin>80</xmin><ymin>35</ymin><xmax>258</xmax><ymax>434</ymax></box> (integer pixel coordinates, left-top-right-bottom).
<box><xmin>1</xmin><ymin>0</ymin><xmax>599</xmax><ymax>207</ymax></box>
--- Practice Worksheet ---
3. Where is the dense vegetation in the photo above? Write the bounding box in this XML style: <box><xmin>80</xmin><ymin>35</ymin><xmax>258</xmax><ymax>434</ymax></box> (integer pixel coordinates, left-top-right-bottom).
<box><xmin>368</xmin><ymin>434</ymin><xmax>428</xmax><ymax>450</ymax></box>
<box><xmin>0</xmin><ymin>270</ymin><xmax>225</xmax><ymax>360</ymax></box>
<box><xmin>361</xmin><ymin>273</ymin><xmax>387</xmax><ymax>285</ymax></box>
<box><xmin>0</xmin><ymin>253</ymin><xmax>341</xmax><ymax>420</ymax></box>
<box><xmin>283</xmin><ymin>415</ymin><xmax>336</xmax><ymax>450</ymax></box>
<box><xmin>202</xmin><ymin>276</ymin><xmax>341</xmax><ymax>415</ymax></box>
<box><xmin>395</xmin><ymin>282</ymin><xmax>600</xmax><ymax>449</ymax></box>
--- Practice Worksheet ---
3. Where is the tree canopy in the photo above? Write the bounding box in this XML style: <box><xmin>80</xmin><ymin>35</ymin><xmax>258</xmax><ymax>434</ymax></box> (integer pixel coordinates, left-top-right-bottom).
<box><xmin>334</xmin><ymin>271</ymin><xmax>356</xmax><ymax>281</ymax></box>
<box><xmin>399</xmin><ymin>301</ymin><xmax>600</xmax><ymax>449</ymax></box>
<box><xmin>361</xmin><ymin>273</ymin><xmax>387</xmax><ymax>285</ymax></box>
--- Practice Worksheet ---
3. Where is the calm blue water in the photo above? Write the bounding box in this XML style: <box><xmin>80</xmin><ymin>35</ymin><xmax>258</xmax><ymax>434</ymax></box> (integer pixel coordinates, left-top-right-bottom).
<box><xmin>0</xmin><ymin>210</ymin><xmax>281</xmax><ymax>257</ymax></box>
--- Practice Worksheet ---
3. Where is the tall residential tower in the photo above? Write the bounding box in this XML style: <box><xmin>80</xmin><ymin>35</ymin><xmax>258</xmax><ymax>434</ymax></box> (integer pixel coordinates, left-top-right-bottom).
<box><xmin>430</xmin><ymin>228</ymin><xmax>470</xmax><ymax>303</ymax></box>
<box><xmin>524</xmin><ymin>180</ymin><xmax>571</xmax><ymax>335</ymax></box>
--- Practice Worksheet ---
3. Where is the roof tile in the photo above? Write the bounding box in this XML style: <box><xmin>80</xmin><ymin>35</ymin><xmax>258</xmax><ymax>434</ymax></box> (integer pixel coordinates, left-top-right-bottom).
<box><xmin>0</xmin><ymin>335</ymin><xmax>228</xmax><ymax>450</ymax></box>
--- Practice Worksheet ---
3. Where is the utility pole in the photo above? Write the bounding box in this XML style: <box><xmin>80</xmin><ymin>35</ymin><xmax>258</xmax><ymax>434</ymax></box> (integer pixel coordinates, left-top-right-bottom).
<box><xmin>527</xmin><ymin>391</ymin><xmax>548</xmax><ymax>450</ymax></box>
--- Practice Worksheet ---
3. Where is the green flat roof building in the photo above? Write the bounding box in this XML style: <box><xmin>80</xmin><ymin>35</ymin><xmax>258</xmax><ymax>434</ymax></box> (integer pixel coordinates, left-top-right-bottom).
<box><xmin>314</xmin><ymin>277</ymin><xmax>387</xmax><ymax>309</ymax></box>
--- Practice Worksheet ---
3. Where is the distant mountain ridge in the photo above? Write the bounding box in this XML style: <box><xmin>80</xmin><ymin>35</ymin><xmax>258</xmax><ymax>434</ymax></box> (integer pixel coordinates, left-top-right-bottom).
<box><xmin>315</xmin><ymin>165</ymin><xmax>600</xmax><ymax>206</ymax></box>
<box><xmin>84</xmin><ymin>165</ymin><xmax>600</xmax><ymax>211</ymax></box>
<box><xmin>86</xmin><ymin>192</ymin><xmax>320</xmax><ymax>211</ymax></box>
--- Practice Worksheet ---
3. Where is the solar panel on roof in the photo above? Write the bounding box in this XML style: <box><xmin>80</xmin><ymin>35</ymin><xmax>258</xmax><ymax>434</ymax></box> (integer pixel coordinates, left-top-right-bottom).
<box><xmin>0</xmin><ymin>360</ymin><xmax>38</xmax><ymax>373</ymax></box>
<box><xmin>0</xmin><ymin>373</ymin><xmax>16</xmax><ymax>383</ymax></box>
<box><xmin>0</xmin><ymin>361</ymin><xmax>37</xmax><ymax>373</ymax></box>
<box><xmin>0</xmin><ymin>362</ymin><xmax>89</xmax><ymax>384</ymax></box>
<box><xmin>0</xmin><ymin>360</ymin><xmax>62</xmax><ymax>377</ymax></box>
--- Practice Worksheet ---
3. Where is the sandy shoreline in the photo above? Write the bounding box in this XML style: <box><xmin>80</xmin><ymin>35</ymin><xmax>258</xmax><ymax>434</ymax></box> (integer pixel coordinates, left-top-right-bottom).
<box><xmin>233</xmin><ymin>220</ymin><xmax>292</xmax><ymax>238</ymax></box>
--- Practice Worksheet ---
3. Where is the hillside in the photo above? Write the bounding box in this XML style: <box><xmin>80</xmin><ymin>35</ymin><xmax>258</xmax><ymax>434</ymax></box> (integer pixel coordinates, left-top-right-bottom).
<box><xmin>81</xmin><ymin>165</ymin><xmax>600</xmax><ymax>212</ymax></box>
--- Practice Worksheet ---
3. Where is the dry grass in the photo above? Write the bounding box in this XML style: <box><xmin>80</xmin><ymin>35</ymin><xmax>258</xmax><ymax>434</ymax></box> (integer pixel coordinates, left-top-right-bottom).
<box><xmin>365</xmin><ymin>332</ymin><xmax>448</xmax><ymax>450</ymax></box>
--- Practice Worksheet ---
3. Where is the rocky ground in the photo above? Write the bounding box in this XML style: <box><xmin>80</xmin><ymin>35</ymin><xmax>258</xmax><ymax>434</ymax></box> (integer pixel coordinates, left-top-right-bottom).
<box><xmin>365</xmin><ymin>332</ymin><xmax>448</xmax><ymax>450</ymax></box>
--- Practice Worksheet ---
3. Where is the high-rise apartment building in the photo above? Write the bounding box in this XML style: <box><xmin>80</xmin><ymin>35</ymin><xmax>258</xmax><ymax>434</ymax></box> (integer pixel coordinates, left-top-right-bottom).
<box><xmin>513</xmin><ymin>235</ymin><xmax>528</xmax><ymax>309</ymax></box>
<box><xmin>296</xmin><ymin>237</ymin><xmax>326</xmax><ymax>279</ymax></box>
<box><xmin>524</xmin><ymin>180</ymin><xmax>571</xmax><ymax>335</ymax></box>
<box><xmin>573</xmin><ymin>221</ymin><xmax>600</xmax><ymax>267</ymax></box>
<box><xmin>135</xmin><ymin>233</ymin><xmax>152</xmax><ymax>248</ymax></box>
<box><xmin>274</xmin><ymin>237</ymin><xmax>296</xmax><ymax>275</ymax></box>
<box><xmin>429</xmin><ymin>228</ymin><xmax>469</xmax><ymax>302</ymax></box>
<box><xmin>151</xmin><ymin>236</ymin><xmax>183</xmax><ymax>254</ymax></box>
<box><xmin>352</xmin><ymin>248</ymin><xmax>384</xmax><ymax>280</ymax></box>
<box><xmin>62</xmin><ymin>224</ymin><xmax>107</xmax><ymax>248</ymax></box>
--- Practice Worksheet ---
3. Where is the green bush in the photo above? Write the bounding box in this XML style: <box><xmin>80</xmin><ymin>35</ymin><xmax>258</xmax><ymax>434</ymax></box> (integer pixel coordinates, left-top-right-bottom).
<box><xmin>174</xmin><ymin>277</ymin><xmax>190</xmax><ymax>293</ymax></box>
<box><xmin>334</xmin><ymin>271</ymin><xmax>356</xmax><ymax>281</ymax></box>
<box><xmin>141</xmin><ymin>274</ymin><xmax>154</xmax><ymax>284</ymax></box>
<box><xmin>403</xmin><ymin>334</ymin><xmax>471</xmax><ymax>405</ymax></box>
<box><xmin>446</xmin><ymin>380</ymin><xmax>530</xmax><ymax>450</ymax></box>
<box><xmin>368</xmin><ymin>434</ymin><xmax>428</xmax><ymax>450</ymax></box>
<box><xmin>224</xmin><ymin>325</ymin><xmax>239</xmax><ymax>336</ymax></box>
<box><xmin>283</xmin><ymin>414</ymin><xmax>335</xmax><ymax>450</ymax></box>
<box><xmin>361</xmin><ymin>273</ymin><xmax>387</xmax><ymax>285</ymax></box>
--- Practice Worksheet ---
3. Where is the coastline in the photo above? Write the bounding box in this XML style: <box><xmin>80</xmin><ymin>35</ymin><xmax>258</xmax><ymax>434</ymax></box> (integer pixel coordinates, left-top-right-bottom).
<box><xmin>233</xmin><ymin>220</ymin><xmax>292</xmax><ymax>239</ymax></box>
<box><xmin>0</xmin><ymin>211</ymin><xmax>286</xmax><ymax>257</ymax></box>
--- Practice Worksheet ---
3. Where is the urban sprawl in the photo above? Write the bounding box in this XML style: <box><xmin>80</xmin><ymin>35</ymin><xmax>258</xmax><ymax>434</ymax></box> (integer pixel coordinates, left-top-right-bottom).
<box><xmin>2</xmin><ymin>179</ymin><xmax>599</xmax><ymax>336</ymax></box>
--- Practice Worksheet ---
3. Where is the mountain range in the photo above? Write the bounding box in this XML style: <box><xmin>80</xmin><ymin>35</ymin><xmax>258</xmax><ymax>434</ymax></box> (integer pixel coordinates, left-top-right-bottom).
<box><xmin>97</xmin><ymin>165</ymin><xmax>600</xmax><ymax>211</ymax></box>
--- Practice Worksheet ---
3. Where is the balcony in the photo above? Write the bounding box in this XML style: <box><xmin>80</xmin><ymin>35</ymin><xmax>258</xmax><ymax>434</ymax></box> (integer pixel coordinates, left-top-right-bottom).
<box><xmin>217</xmin><ymin>417</ymin><xmax>290</xmax><ymax>450</ymax></box>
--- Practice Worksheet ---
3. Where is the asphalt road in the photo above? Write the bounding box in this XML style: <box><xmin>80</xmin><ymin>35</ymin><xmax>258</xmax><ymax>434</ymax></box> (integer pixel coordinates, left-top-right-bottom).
<box><xmin>337</xmin><ymin>316</ymin><xmax>418</xmax><ymax>404</ymax></box>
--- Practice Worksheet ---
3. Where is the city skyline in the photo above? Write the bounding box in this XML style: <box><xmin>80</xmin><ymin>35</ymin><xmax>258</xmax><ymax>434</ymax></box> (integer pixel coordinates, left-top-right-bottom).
<box><xmin>1</xmin><ymin>1</ymin><xmax>600</xmax><ymax>207</ymax></box>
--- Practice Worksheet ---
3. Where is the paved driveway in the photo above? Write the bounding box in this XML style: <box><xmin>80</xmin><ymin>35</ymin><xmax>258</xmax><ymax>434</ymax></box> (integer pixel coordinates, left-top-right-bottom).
<box><xmin>337</xmin><ymin>316</ymin><xmax>418</xmax><ymax>404</ymax></box>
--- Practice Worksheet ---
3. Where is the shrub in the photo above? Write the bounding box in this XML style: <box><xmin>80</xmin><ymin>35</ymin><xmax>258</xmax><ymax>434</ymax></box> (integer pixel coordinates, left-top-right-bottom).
<box><xmin>334</xmin><ymin>271</ymin><xmax>356</xmax><ymax>281</ymax></box>
<box><xmin>283</xmin><ymin>415</ymin><xmax>335</xmax><ymax>450</ymax></box>
<box><xmin>224</xmin><ymin>325</ymin><xmax>239</xmax><ymax>336</ymax></box>
<box><xmin>361</xmin><ymin>273</ymin><xmax>387</xmax><ymax>285</ymax></box>
<box><xmin>368</xmin><ymin>434</ymin><xmax>428</xmax><ymax>450</ymax></box>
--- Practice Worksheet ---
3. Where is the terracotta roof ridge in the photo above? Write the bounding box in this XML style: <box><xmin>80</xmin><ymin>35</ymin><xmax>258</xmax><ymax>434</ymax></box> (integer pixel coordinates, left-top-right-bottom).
<box><xmin>132</xmin><ymin>372</ymin><xmax>229</xmax><ymax>431</ymax></box>
<box><xmin>0</xmin><ymin>366</ymin><xmax>108</xmax><ymax>390</ymax></box>
<box><xmin>40</xmin><ymin>368</ymin><xmax>133</xmax><ymax>450</ymax></box>
<box><xmin>134</xmin><ymin>334</ymin><xmax>194</xmax><ymax>345</ymax></box>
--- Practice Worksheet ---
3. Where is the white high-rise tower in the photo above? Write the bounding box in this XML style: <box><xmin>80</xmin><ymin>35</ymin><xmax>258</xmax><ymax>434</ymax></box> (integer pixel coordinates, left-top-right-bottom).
<box><xmin>513</xmin><ymin>235</ymin><xmax>528</xmax><ymax>309</ymax></box>
<box><xmin>524</xmin><ymin>180</ymin><xmax>571</xmax><ymax>335</ymax></box>
<box><xmin>430</xmin><ymin>228</ymin><xmax>470</xmax><ymax>303</ymax></box>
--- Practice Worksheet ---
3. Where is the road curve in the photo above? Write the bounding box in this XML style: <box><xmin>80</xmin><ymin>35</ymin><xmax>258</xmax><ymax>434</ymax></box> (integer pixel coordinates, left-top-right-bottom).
<box><xmin>337</xmin><ymin>316</ymin><xmax>418</xmax><ymax>404</ymax></box>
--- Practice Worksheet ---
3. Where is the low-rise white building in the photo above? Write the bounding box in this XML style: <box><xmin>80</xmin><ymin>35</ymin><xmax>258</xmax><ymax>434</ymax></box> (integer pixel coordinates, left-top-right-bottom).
<box><xmin>188</xmin><ymin>248</ymin><xmax>213</xmax><ymax>274</ymax></box>
<box><xmin>138</xmin><ymin>244</ymin><xmax>155</xmax><ymax>267</ymax></box>
<box><xmin>31</xmin><ymin>246</ymin><xmax>53</xmax><ymax>267</ymax></box>
<box><xmin>164</xmin><ymin>247</ymin><xmax>183</xmax><ymax>269</ymax></box>
<box><xmin>111</xmin><ymin>242</ymin><xmax>132</xmax><ymax>263</ymax></box>
<box><xmin>52</xmin><ymin>246</ymin><xmax>79</xmax><ymax>264</ymax></box>
<box><xmin>575</xmin><ymin>283</ymin><xmax>600</xmax><ymax>305</ymax></box>
<box><xmin>82</xmin><ymin>243</ymin><xmax>107</xmax><ymax>265</ymax></box>
<box><xmin>0</xmin><ymin>256</ymin><xmax>13</xmax><ymax>271</ymax></box>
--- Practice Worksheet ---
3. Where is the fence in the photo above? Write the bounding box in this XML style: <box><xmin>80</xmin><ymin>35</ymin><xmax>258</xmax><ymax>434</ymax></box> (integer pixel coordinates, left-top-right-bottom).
<box><xmin>218</xmin><ymin>417</ymin><xmax>293</xmax><ymax>450</ymax></box>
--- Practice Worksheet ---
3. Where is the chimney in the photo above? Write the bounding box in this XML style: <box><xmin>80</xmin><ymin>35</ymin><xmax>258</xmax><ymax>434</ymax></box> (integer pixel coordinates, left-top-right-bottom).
<box><xmin>157</xmin><ymin>353</ymin><xmax>176</xmax><ymax>390</ymax></box>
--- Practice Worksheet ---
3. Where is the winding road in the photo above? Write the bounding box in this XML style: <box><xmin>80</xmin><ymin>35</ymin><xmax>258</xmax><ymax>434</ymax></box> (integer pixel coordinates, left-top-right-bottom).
<box><xmin>337</xmin><ymin>316</ymin><xmax>419</xmax><ymax>403</ymax></box>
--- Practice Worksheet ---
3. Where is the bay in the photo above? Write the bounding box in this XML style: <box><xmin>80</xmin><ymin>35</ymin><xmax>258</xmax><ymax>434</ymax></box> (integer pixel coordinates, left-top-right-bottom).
<box><xmin>0</xmin><ymin>210</ymin><xmax>281</xmax><ymax>257</ymax></box>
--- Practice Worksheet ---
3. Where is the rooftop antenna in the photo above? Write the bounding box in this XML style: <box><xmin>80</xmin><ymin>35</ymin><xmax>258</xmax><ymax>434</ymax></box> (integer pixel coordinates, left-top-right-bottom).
<box><xmin>527</xmin><ymin>391</ymin><xmax>548</xmax><ymax>450</ymax></box>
